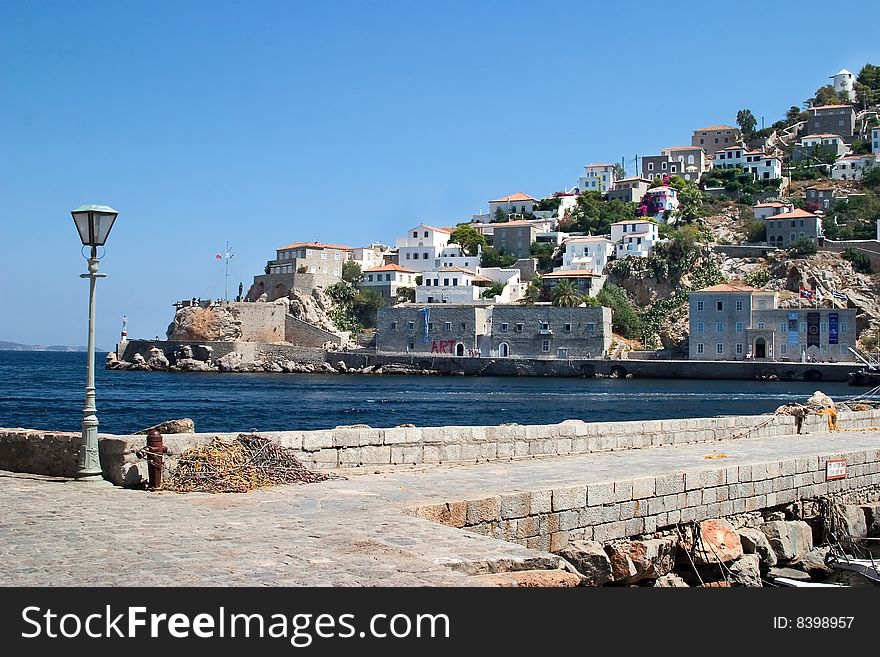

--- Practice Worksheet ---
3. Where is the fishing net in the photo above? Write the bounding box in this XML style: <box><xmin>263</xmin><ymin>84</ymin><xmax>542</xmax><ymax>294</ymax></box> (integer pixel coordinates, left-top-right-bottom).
<box><xmin>162</xmin><ymin>434</ymin><xmax>337</xmax><ymax>493</ymax></box>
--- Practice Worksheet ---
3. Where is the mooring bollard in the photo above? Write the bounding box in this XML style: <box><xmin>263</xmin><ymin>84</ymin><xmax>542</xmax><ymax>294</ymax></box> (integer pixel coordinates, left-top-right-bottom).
<box><xmin>144</xmin><ymin>429</ymin><xmax>168</xmax><ymax>490</ymax></box>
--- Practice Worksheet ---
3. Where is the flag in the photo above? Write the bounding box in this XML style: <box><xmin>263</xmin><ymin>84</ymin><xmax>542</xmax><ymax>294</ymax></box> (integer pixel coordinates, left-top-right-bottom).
<box><xmin>832</xmin><ymin>289</ymin><xmax>847</xmax><ymax>301</ymax></box>
<box><xmin>799</xmin><ymin>288</ymin><xmax>813</xmax><ymax>300</ymax></box>
<box><xmin>215</xmin><ymin>252</ymin><xmax>222</xmax><ymax>261</ymax></box>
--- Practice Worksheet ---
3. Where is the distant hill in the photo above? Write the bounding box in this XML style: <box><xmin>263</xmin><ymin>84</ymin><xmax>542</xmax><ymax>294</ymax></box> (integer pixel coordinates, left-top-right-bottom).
<box><xmin>0</xmin><ymin>341</ymin><xmax>105</xmax><ymax>352</ymax></box>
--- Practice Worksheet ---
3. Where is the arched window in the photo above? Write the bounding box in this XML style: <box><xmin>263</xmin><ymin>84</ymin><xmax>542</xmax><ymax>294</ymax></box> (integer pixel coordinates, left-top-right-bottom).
<box><xmin>498</xmin><ymin>342</ymin><xmax>509</xmax><ymax>357</ymax></box>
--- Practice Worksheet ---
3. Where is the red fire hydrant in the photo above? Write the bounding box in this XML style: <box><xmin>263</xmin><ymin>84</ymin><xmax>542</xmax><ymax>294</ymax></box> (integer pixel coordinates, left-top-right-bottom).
<box><xmin>144</xmin><ymin>429</ymin><xmax>168</xmax><ymax>490</ymax></box>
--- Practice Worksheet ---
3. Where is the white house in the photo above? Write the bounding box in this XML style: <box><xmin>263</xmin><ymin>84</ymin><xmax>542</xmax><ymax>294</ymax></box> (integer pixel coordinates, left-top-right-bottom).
<box><xmin>610</xmin><ymin>220</ymin><xmax>659</xmax><ymax>258</ymax></box>
<box><xmin>577</xmin><ymin>163</ymin><xmax>615</xmax><ymax>193</ymax></box>
<box><xmin>488</xmin><ymin>192</ymin><xmax>539</xmax><ymax>219</ymax></box>
<box><xmin>712</xmin><ymin>145</ymin><xmax>746</xmax><ymax>169</ymax></box>
<box><xmin>753</xmin><ymin>201</ymin><xmax>794</xmax><ymax>221</ymax></box>
<box><xmin>744</xmin><ymin>152</ymin><xmax>783</xmax><ymax>180</ymax></box>
<box><xmin>352</xmin><ymin>243</ymin><xmax>392</xmax><ymax>271</ymax></box>
<box><xmin>477</xmin><ymin>267</ymin><xmax>525</xmax><ymax>303</ymax></box>
<box><xmin>643</xmin><ymin>186</ymin><xmax>679</xmax><ymax>219</ymax></box>
<box><xmin>415</xmin><ymin>267</ymin><xmax>493</xmax><ymax>304</ymax></box>
<box><xmin>560</xmin><ymin>236</ymin><xmax>614</xmax><ymax>274</ymax></box>
<box><xmin>798</xmin><ymin>133</ymin><xmax>847</xmax><ymax>151</ymax></box>
<box><xmin>832</xmin><ymin>155</ymin><xmax>877</xmax><ymax>181</ymax></box>
<box><xmin>830</xmin><ymin>69</ymin><xmax>855</xmax><ymax>102</ymax></box>
<box><xmin>872</xmin><ymin>127</ymin><xmax>880</xmax><ymax>155</ymax></box>
<box><xmin>359</xmin><ymin>264</ymin><xmax>418</xmax><ymax>301</ymax></box>
<box><xmin>394</xmin><ymin>224</ymin><xmax>452</xmax><ymax>271</ymax></box>
<box><xmin>434</xmin><ymin>243</ymin><xmax>481</xmax><ymax>270</ymax></box>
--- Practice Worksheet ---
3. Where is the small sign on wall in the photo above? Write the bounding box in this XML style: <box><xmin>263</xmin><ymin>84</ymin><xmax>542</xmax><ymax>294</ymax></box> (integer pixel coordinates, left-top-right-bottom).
<box><xmin>825</xmin><ymin>459</ymin><xmax>847</xmax><ymax>481</ymax></box>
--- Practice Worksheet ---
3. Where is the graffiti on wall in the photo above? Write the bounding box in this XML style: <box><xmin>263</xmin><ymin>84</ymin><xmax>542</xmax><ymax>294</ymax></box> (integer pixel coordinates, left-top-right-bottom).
<box><xmin>430</xmin><ymin>340</ymin><xmax>456</xmax><ymax>354</ymax></box>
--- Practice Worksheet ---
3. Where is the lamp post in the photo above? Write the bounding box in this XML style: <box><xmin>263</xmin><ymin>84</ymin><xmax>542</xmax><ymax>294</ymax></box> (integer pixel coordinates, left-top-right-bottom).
<box><xmin>71</xmin><ymin>204</ymin><xmax>119</xmax><ymax>482</ymax></box>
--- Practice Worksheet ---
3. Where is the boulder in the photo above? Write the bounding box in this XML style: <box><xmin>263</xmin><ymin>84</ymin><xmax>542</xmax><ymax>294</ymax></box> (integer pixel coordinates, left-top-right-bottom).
<box><xmin>737</xmin><ymin>527</ymin><xmax>777</xmax><ymax>568</ymax></box>
<box><xmin>835</xmin><ymin>504</ymin><xmax>867</xmax><ymax>539</ymax></box>
<box><xmin>678</xmin><ymin>519</ymin><xmax>743</xmax><ymax>565</ymax></box>
<box><xmin>805</xmin><ymin>390</ymin><xmax>835</xmax><ymax>412</ymax></box>
<box><xmin>262</xmin><ymin>361</ymin><xmax>283</xmax><ymax>373</ymax></box>
<box><xmin>470</xmin><ymin>570</ymin><xmax>583</xmax><ymax>588</ymax></box>
<box><xmin>653</xmin><ymin>574</ymin><xmax>689</xmax><ymax>588</ymax></box>
<box><xmin>557</xmin><ymin>540</ymin><xmax>613</xmax><ymax>586</ymax></box>
<box><xmin>729</xmin><ymin>554</ymin><xmax>763</xmax><ymax>587</ymax></box>
<box><xmin>146</xmin><ymin>347</ymin><xmax>170</xmax><ymax>371</ymax></box>
<box><xmin>759</xmin><ymin>520</ymin><xmax>813</xmax><ymax>562</ymax></box>
<box><xmin>130</xmin><ymin>353</ymin><xmax>151</xmax><ymax>371</ymax></box>
<box><xmin>604</xmin><ymin>537</ymin><xmax>676</xmax><ymax>583</ymax></box>
<box><xmin>172</xmin><ymin>358</ymin><xmax>214</xmax><ymax>372</ymax></box>
<box><xmin>769</xmin><ymin>566</ymin><xmax>811</xmax><ymax>582</ymax></box>
<box><xmin>795</xmin><ymin>546</ymin><xmax>832</xmax><ymax>576</ymax></box>
<box><xmin>322</xmin><ymin>363</ymin><xmax>338</xmax><ymax>374</ymax></box>
<box><xmin>136</xmin><ymin>419</ymin><xmax>195</xmax><ymax>435</ymax></box>
<box><xmin>216</xmin><ymin>352</ymin><xmax>243</xmax><ymax>373</ymax></box>
<box><xmin>174</xmin><ymin>345</ymin><xmax>194</xmax><ymax>361</ymax></box>
<box><xmin>337</xmin><ymin>360</ymin><xmax>348</xmax><ymax>372</ymax></box>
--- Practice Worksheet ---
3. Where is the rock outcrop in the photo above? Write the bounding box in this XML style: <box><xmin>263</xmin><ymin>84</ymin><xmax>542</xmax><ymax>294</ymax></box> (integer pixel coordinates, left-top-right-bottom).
<box><xmin>166</xmin><ymin>305</ymin><xmax>242</xmax><ymax>342</ymax></box>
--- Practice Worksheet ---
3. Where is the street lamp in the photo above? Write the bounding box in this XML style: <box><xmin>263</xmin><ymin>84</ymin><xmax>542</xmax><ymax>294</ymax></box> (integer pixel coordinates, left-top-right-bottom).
<box><xmin>71</xmin><ymin>204</ymin><xmax>118</xmax><ymax>482</ymax></box>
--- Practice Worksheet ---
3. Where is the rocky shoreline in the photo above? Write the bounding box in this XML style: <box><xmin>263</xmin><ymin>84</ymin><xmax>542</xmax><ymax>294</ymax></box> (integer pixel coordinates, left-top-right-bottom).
<box><xmin>554</xmin><ymin>497</ymin><xmax>880</xmax><ymax>587</ymax></box>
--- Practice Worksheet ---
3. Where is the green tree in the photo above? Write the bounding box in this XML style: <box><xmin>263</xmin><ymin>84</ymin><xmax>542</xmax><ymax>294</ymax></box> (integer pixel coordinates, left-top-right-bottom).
<box><xmin>786</xmin><ymin>105</ymin><xmax>806</xmax><ymax>124</ymax></box>
<box><xmin>569</xmin><ymin>191</ymin><xmax>637</xmax><ymax>234</ymax></box>
<box><xmin>612</xmin><ymin>163</ymin><xmax>627</xmax><ymax>181</ymax></box>
<box><xmin>351</xmin><ymin>289</ymin><xmax>383</xmax><ymax>327</ymax></box>
<box><xmin>596</xmin><ymin>284</ymin><xmax>642</xmax><ymax>340</ymax></box>
<box><xmin>673</xmin><ymin>179</ymin><xmax>704</xmax><ymax>223</ymax></box>
<box><xmin>551</xmin><ymin>280</ymin><xmax>581</xmax><ymax>307</ymax></box>
<box><xmin>789</xmin><ymin>238</ymin><xmax>817</xmax><ymax>256</ymax></box>
<box><xmin>843</xmin><ymin>248</ymin><xmax>873</xmax><ymax>274</ymax></box>
<box><xmin>481</xmin><ymin>247</ymin><xmax>518</xmax><ymax>268</ymax></box>
<box><xmin>736</xmin><ymin>109</ymin><xmax>757</xmax><ymax>138</ymax></box>
<box><xmin>529</xmin><ymin>241</ymin><xmax>555</xmax><ymax>273</ymax></box>
<box><xmin>809</xmin><ymin>84</ymin><xmax>847</xmax><ymax>107</ymax></box>
<box><xmin>396</xmin><ymin>286</ymin><xmax>415</xmax><ymax>303</ymax></box>
<box><xmin>519</xmin><ymin>274</ymin><xmax>543</xmax><ymax>305</ymax></box>
<box><xmin>862</xmin><ymin>167</ymin><xmax>880</xmax><ymax>191</ymax></box>
<box><xmin>744</xmin><ymin>269</ymin><xmax>771</xmax><ymax>287</ymax></box>
<box><xmin>481</xmin><ymin>282</ymin><xmax>505</xmax><ymax>299</ymax></box>
<box><xmin>342</xmin><ymin>260</ymin><xmax>362</xmax><ymax>284</ymax></box>
<box><xmin>855</xmin><ymin>64</ymin><xmax>880</xmax><ymax>108</ymax></box>
<box><xmin>535</xmin><ymin>196</ymin><xmax>562</xmax><ymax>212</ymax></box>
<box><xmin>491</xmin><ymin>207</ymin><xmax>508</xmax><ymax>223</ymax></box>
<box><xmin>745</xmin><ymin>219</ymin><xmax>767</xmax><ymax>243</ymax></box>
<box><xmin>448</xmin><ymin>223</ymin><xmax>487</xmax><ymax>256</ymax></box>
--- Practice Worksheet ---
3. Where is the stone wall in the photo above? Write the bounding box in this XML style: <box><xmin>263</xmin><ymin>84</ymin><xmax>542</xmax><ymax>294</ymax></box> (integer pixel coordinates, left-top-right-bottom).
<box><xmin>411</xmin><ymin>442</ymin><xmax>880</xmax><ymax>553</ymax></box>
<box><xmin>820</xmin><ymin>239</ymin><xmax>880</xmax><ymax>272</ymax></box>
<box><xmin>119</xmin><ymin>339</ymin><xmax>323</xmax><ymax>368</ymax></box>
<box><xmin>7</xmin><ymin>410</ymin><xmax>880</xmax><ymax>485</ymax></box>
<box><xmin>285</xmin><ymin>316</ymin><xmax>341</xmax><ymax>347</ymax></box>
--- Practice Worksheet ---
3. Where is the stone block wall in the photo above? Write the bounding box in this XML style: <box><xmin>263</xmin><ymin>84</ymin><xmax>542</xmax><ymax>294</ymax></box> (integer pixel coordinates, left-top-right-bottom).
<box><xmin>412</xmin><ymin>445</ymin><xmax>880</xmax><ymax>553</ymax></box>
<box><xmin>285</xmin><ymin>316</ymin><xmax>341</xmax><ymax>347</ymax></box>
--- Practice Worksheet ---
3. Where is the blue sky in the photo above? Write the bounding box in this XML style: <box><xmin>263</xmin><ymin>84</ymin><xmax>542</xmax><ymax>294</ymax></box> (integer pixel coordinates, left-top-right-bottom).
<box><xmin>1</xmin><ymin>0</ymin><xmax>877</xmax><ymax>348</ymax></box>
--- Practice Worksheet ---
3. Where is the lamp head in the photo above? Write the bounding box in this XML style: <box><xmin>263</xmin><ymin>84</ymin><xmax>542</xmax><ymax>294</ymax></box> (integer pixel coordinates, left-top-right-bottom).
<box><xmin>71</xmin><ymin>204</ymin><xmax>118</xmax><ymax>247</ymax></box>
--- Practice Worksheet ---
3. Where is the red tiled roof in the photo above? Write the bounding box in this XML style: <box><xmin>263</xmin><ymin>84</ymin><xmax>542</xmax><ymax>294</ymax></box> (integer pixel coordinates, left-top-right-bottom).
<box><xmin>418</xmin><ymin>224</ymin><xmax>453</xmax><ymax>234</ymax></box>
<box><xmin>489</xmin><ymin>192</ymin><xmax>538</xmax><ymax>203</ymax></box>
<box><xmin>800</xmin><ymin>133</ymin><xmax>843</xmax><ymax>139</ymax></box>
<box><xmin>808</xmin><ymin>104</ymin><xmax>853</xmax><ymax>111</ymax></box>
<box><xmin>696</xmin><ymin>283</ymin><xmax>758</xmax><ymax>293</ymax></box>
<box><xmin>586</xmin><ymin>163</ymin><xmax>614</xmax><ymax>168</ymax></box>
<box><xmin>770</xmin><ymin>209</ymin><xmax>817</xmax><ymax>219</ymax></box>
<box><xmin>695</xmin><ymin>125</ymin><xmax>737</xmax><ymax>132</ymax></box>
<box><xmin>663</xmin><ymin>145</ymin><xmax>704</xmax><ymax>151</ymax></box>
<box><xmin>493</xmin><ymin>220</ymin><xmax>539</xmax><ymax>227</ymax></box>
<box><xmin>754</xmin><ymin>202</ymin><xmax>787</xmax><ymax>208</ymax></box>
<box><xmin>277</xmin><ymin>241</ymin><xmax>353</xmax><ymax>251</ymax></box>
<box><xmin>363</xmin><ymin>264</ymin><xmax>416</xmax><ymax>274</ymax></box>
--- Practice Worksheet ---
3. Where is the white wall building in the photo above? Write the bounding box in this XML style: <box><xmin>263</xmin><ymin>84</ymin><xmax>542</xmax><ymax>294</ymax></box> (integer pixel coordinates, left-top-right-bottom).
<box><xmin>434</xmin><ymin>243</ymin><xmax>481</xmax><ymax>270</ymax></box>
<box><xmin>660</xmin><ymin>146</ymin><xmax>707</xmax><ymax>181</ymax></box>
<box><xmin>610</xmin><ymin>220</ymin><xmax>659</xmax><ymax>258</ymax></box>
<box><xmin>832</xmin><ymin>155</ymin><xmax>877</xmax><ymax>181</ymax></box>
<box><xmin>872</xmin><ymin>127</ymin><xmax>880</xmax><ymax>155</ymax></box>
<box><xmin>753</xmin><ymin>202</ymin><xmax>794</xmax><ymax>221</ymax></box>
<box><xmin>577</xmin><ymin>163</ymin><xmax>615</xmax><ymax>193</ymax></box>
<box><xmin>798</xmin><ymin>133</ymin><xmax>847</xmax><ymax>150</ymax></box>
<box><xmin>415</xmin><ymin>267</ymin><xmax>492</xmax><ymax>304</ymax></box>
<box><xmin>560</xmin><ymin>236</ymin><xmax>614</xmax><ymax>274</ymax></box>
<box><xmin>488</xmin><ymin>192</ymin><xmax>538</xmax><ymax>219</ymax></box>
<box><xmin>394</xmin><ymin>224</ymin><xmax>452</xmax><ymax>272</ymax></box>
<box><xmin>352</xmin><ymin>243</ymin><xmax>392</xmax><ymax>271</ymax></box>
<box><xmin>831</xmin><ymin>68</ymin><xmax>855</xmax><ymax>102</ymax></box>
<box><xmin>744</xmin><ymin>152</ymin><xmax>783</xmax><ymax>180</ymax></box>
<box><xmin>359</xmin><ymin>264</ymin><xmax>418</xmax><ymax>301</ymax></box>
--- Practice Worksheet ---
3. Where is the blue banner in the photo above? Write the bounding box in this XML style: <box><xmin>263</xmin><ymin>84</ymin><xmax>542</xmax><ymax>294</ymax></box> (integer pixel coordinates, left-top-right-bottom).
<box><xmin>829</xmin><ymin>312</ymin><xmax>839</xmax><ymax>345</ymax></box>
<box><xmin>419</xmin><ymin>307</ymin><xmax>431</xmax><ymax>343</ymax></box>
<box><xmin>787</xmin><ymin>312</ymin><xmax>799</xmax><ymax>347</ymax></box>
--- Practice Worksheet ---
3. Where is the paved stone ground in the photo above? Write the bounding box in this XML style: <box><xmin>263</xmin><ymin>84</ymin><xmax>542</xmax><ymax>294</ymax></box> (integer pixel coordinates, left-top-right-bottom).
<box><xmin>1</xmin><ymin>428</ymin><xmax>878</xmax><ymax>586</ymax></box>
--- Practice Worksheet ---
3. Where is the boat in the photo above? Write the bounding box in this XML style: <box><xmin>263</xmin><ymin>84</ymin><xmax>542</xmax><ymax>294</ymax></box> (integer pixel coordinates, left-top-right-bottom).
<box><xmin>827</xmin><ymin>556</ymin><xmax>880</xmax><ymax>584</ymax></box>
<box><xmin>772</xmin><ymin>577</ymin><xmax>846</xmax><ymax>588</ymax></box>
<box><xmin>846</xmin><ymin>347</ymin><xmax>880</xmax><ymax>386</ymax></box>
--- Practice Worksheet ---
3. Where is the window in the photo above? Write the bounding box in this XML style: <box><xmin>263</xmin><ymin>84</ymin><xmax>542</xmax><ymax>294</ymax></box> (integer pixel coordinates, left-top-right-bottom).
<box><xmin>564</xmin><ymin>323</ymin><xmax>572</xmax><ymax>332</ymax></box>
<box><xmin>423</xmin><ymin>231</ymin><xmax>429</xmax><ymax>238</ymax></box>
<box><xmin>461</xmin><ymin>323</ymin><xmax>466</xmax><ymax>331</ymax></box>
<box><xmin>515</xmin><ymin>323</ymin><xmax>524</xmax><ymax>332</ymax></box>
<box><xmin>427</xmin><ymin>323</ymin><xmax>434</xmax><ymax>331</ymax></box>
<box><xmin>541</xmin><ymin>340</ymin><xmax>550</xmax><ymax>353</ymax></box>
<box><xmin>333</xmin><ymin>268</ymin><xmax>340</xmax><ymax>276</ymax></box>
<box><xmin>697</xmin><ymin>322</ymin><xmax>704</xmax><ymax>333</ymax></box>
<box><xmin>648</xmin><ymin>163</ymin><xmax>654</xmax><ymax>171</ymax></box>
<box><xmin>800</xmin><ymin>321</ymin><xmax>807</xmax><ymax>332</ymax></box>
<box><xmin>334</xmin><ymin>253</ymin><xmax>340</xmax><ymax>260</ymax></box>
<box><xmin>586</xmin><ymin>322</ymin><xmax>596</xmax><ymax>333</ymax></box>
<box><xmin>444</xmin><ymin>322</ymin><xmax>451</xmax><ymax>331</ymax></box>
<box><xmin>697</xmin><ymin>301</ymin><xmax>704</xmax><ymax>311</ymax></box>
<box><xmin>412</xmin><ymin>252</ymin><xmax>419</xmax><ymax>260</ymax></box>
<box><xmin>716</xmin><ymin>322</ymin><xmax>724</xmax><ymax>332</ymax></box>
<box><xmin>385</xmin><ymin>274</ymin><xmax>392</xmax><ymax>282</ymax></box>
<box><xmin>412</xmin><ymin>231</ymin><xmax>418</xmax><ymax>238</ymax></box>
<box><xmin>779</xmin><ymin>322</ymin><xmax>786</xmax><ymax>332</ymax></box>
<box><xmin>716</xmin><ymin>301</ymin><xmax>723</xmax><ymax>311</ymax></box>
<box><xmin>716</xmin><ymin>343</ymin><xmax>724</xmax><ymax>354</ymax></box>
<box><xmin>841</xmin><ymin>321</ymin><xmax>848</xmax><ymax>332</ymax></box>
<box><xmin>757</xmin><ymin>322</ymin><xmax>765</xmax><ymax>329</ymax></box>
<box><xmin>540</xmin><ymin>322</ymin><xmax>550</xmax><ymax>331</ymax></box>
<box><xmin>821</xmin><ymin>322</ymin><xmax>827</xmax><ymax>334</ymax></box>
<box><xmin>405</xmin><ymin>253</ymin><xmax>411</xmax><ymax>260</ymax></box>
<box><xmin>781</xmin><ymin>344</ymin><xmax>787</xmax><ymax>355</ymax></box>
<box><xmin>452</xmin><ymin>278</ymin><xmax>458</xmax><ymax>286</ymax></box>
<box><xmin>408</xmin><ymin>321</ymin><xmax>415</xmax><ymax>330</ymax></box>
<box><xmin>736</xmin><ymin>322</ymin><xmax>743</xmax><ymax>333</ymax></box>
<box><xmin>367</xmin><ymin>274</ymin><xmax>374</xmax><ymax>282</ymax></box>
<box><xmin>736</xmin><ymin>300</ymin><xmax>743</xmax><ymax>311</ymax></box>
<box><xmin>821</xmin><ymin>345</ymin><xmax>828</xmax><ymax>354</ymax></box>
<box><xmin>736</xmin><ymin>343</ymin><xmax>743</xmax><ymax>355</ymax></box>
<box><xmin>391</xmin><ymin>322</ymin><xmax>398</xmax><ymax>330</ymax></box>
<box><xmin>423</xmin><ymin>252</ymin><xmax>429</xmax><ymax>260</ymax></box>
<box><xmin>501</xmin><ymin>322</ymin><xmax>509</xmax><ymax>332</ymax></box>
<box><xmin>443</xmin><ymin>278</ymin><xmax>449</xmax><ymax>286</ymax></box>
<box><xmin>321</xmin><ymin>251</ymin><xmax>327</xmax><ymax>259</ymax></box>
<box><xmin>697</xmin><ymin>343</ymin><xmax>705</xmax><ymax>354</ymax></box>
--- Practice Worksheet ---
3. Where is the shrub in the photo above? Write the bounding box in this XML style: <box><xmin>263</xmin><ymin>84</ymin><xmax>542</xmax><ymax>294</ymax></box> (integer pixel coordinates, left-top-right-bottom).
<box><xmin>843</xmin><ymin>248</ymin><xmax>873</xmax><ymax>273</ymax></box>
<box><xmin>788</xmin><ymin>238</ymin><xmax>817</xmax><ymax>256</ymax></box>
<box><xmin>744</xmin><ymin>269</ymin><xmax>771</xmax><ymax>287</ymax></box>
